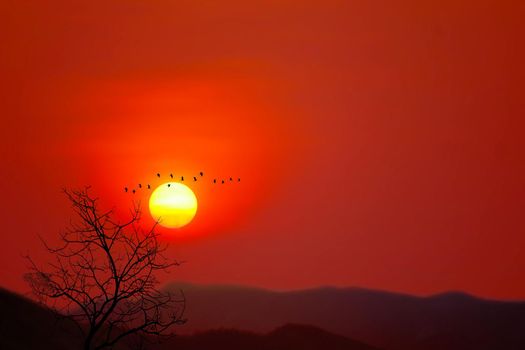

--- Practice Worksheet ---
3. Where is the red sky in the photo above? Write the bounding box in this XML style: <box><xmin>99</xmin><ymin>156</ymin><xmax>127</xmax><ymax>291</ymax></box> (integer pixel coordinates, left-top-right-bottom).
<box><xmin>1</xmin><ymin>0</ymin><xmax>524</xmax><ymax>299</ymax></box>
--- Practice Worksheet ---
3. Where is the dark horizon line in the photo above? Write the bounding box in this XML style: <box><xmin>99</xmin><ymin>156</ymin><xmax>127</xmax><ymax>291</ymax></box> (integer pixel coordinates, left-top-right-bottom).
<box><xmin>5</xmin><ymin>281</ymin><xmax>524</xmax><ymax>304</ymax></box>
<box><xmin>164</xmin><ymin>281</ymin><xmax>525</xmax><ymax>303</ymax></box>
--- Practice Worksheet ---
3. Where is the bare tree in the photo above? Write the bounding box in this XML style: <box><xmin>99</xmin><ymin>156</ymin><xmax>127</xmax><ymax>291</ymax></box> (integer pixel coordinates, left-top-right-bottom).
<box><xmin>25</xmin><ymin>188</ymin><xmax>186</xmax><ymax>350</ymax></box>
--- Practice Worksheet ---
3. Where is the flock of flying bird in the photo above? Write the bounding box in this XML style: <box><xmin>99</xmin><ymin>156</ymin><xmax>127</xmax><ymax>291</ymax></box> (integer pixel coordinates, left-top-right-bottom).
<box><xmin>124</xmin><ymin>172</ymin><xmax>241</xmax><ymax>194</ymax></box>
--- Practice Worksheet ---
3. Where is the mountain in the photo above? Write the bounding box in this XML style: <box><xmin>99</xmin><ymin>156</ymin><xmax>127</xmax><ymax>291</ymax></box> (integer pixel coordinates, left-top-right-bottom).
<box><xmin>167</xmin><ymin>283</ymin><xmax>525</xmax><ymax>350</ymax></box>
<box><xmin>0</xmin><ymin>288</ymin><xmax>81</xmax><ymax>350</ymax></box>
<box><xmin>3</xmin><ymin>284</ymin><xmax>525</xmax><ymax>350</ymax></box>
<box><xmin>0</xmin><ymin>287</ymin><xmax>379</xmax><ymax>350</ymax></box>
<box><xmin>160</xmin><ymin>324</ymin><xmax>380</xmax><ymax>350</ymax></box>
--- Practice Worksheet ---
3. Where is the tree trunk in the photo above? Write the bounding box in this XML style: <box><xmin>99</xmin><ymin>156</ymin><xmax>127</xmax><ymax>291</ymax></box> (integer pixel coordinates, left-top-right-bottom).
<box><xmin>84</xmin><ymin>333</ymin><xmax>93</xmax><ymax>350</ymax></box>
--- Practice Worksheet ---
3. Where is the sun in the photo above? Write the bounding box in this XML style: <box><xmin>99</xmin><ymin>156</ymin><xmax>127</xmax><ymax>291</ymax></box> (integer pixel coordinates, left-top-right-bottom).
<box><xmin>149</xmin><ymin>182</ymin><xmax>198</xmax><ymax>229</ymax></box>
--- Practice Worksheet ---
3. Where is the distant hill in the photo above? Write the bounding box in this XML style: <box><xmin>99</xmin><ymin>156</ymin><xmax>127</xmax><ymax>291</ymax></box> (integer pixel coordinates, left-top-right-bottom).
<box><xmin>3</xmin><ymin>284</ymin><xmax>525</xmax><ymax>350</ymax></box>
<box><xmin>0</xmin><ymin>287</ymin><xmax>379</xmax><ymax>350</ymax></box>
<box><xmin>0</xmin><ymin>288</ymin><xmax>81</xmax><ymax>350</ymax></box>
<box><xmin>167</xmin><ymin>283</ymin><xmax>525</xmax><ymax>350</ymax></box>
<box><xmin>160</xmin><ymin>324</ymin><xmax>380</xmax><ymax>350</ymax></box>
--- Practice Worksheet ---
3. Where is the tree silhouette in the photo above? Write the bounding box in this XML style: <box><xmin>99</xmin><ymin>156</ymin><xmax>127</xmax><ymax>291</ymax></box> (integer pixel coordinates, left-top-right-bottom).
<box><xmin>25</xmin><ymin>188</ymin><xmax>185</xmax><ymax>350</ymax></box>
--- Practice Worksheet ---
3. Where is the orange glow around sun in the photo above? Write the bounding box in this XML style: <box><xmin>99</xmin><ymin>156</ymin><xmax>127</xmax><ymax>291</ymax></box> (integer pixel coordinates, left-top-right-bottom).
<box><xmin>62</xmin><ymin>72</ymin><xmax>305</xmax><ymax>241</ymax></box>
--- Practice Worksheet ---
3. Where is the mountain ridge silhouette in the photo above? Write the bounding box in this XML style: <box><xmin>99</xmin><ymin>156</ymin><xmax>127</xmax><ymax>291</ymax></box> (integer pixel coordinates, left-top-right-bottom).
<box><xmin>166</xmin><ymin>282</ymin><xmax>525</xmax><ymax>350</ymax></box>
<box><xmin>0</xmin><ymin>287</ymin><xmax>379</xmax><ymax>350</ymax></box>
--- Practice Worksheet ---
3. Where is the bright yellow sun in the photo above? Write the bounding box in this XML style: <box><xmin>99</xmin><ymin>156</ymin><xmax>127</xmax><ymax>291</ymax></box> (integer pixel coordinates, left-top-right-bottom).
<box><xmin>149</xmin><ymin>182</ymin><xmax>198</xmax><ymax>229</ymax></box>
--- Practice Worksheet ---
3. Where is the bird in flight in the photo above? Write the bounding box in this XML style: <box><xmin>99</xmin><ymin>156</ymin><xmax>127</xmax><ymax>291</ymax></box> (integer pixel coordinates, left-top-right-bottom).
<box><xmin>181</xmin><ymin>176</ymin><xmax>184</xmax><ymax>181</ymax></box>
<box><xmin>132</xmin><ymin>189</ymin><xmax>136</xmax><ymax>194</ymax></box>
<box><xmin>199</xmin><ymin>171</ymin><xmax>204</xmax><ymax>177</ymax></box>
<box><xmin>221</xmin><ymin>180</ymin><xmax>225</xmax><ymax>184</ymax></box>
<box><xmin>147</xmin><ymin>184</ymin><xmax>151</xmax><ymax>189</ymax></box>
<box><xmin>157</xmin><ymin>173</ymin><xmax>161</xmax><ymax>178</ymax></box>
<box><xmin>138</xmin><ymin>183</ymin><xmax>142</xmax><ymax>189</ymax></box>
<box><xmin>238</xmin><ymin>178</ymin><xmax>241</xmax><ymax>182</ymax></box>
<box><xmin>229</xmin><ymin>177</ymin><xmax>233</xmax><ymax>182</ymax></box>
<box><xmin>170</xmin><ymin>173</ymin><xmax>173</xmax><ymax>179</ymax></box>
<box><xmin>213</xmin><ymin>179</ymin><xmax>217</xmax><ymax>184</ymax></box>
<box><xmin>124</xmin><ymin>187</ymin><xmax>128</xmax><ymax>192</ymax></box>
<box><xmin>193</xmin><ymin>176</ymin><xmax>197</xmax><ymax>181</ymax></box>
<box><xmin>168</xmin><ymin>184</ymin><xmax>171</xmax><ymax>187</ymax></box>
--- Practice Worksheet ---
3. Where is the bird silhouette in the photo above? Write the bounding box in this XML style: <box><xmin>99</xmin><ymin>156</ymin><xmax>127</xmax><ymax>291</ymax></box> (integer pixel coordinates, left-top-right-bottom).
<box><xmin>213</xmin><ymin>179</ymin><xmax>217</xmax><ymax>184</ymax></box>
<box><xmin>157</xmin><ymin>173</ymin><xmax>160</xmax><ymax>178</ymax></box>
<box><xmin>124</xmin><ymin>187</ymin><xmax>128</xmax><ymax>192</ymax></box>
<box><xmin>168</xmin><ymin>184</ymin><xmax>171</xmax><ymax>188</ymax></box>
<box><xmin>193</xmin><ymin>176</ymin><xmax>197</xmax><ymax>181</ymax></box>
<box><xmin>238</xmin><ymin>178</ymin><xmax>241</xmax><ymax>182</ymax></box>
<box><xmin>199</xmin><ymin>171</ymin><xmax>204</xmax><ymax>177</ymax></box>
<box><xmin>221</xmin><ymin>180</ymin><xmax>225</xmax><ymax>184</ymax></box>
<box><xmin>181</xmin><ymin>176</ymin><xmax>184</xmax><ymax>181</ymax></box>
<box><xmin>132</xmin><ymin>189</ymin><xmax>136</xmax><ymax>194</ymax></box>
<box><xmin>138</xmin><ymin>184</ymin><xmax>142</xmax><ymax>189</ymax></box>
<box><xmin>147</xmin><ymin>184</ymin><xmax>151</xmax><ymax>189</ymax></box>
<box><xmin>229</xmin><ymin>177</ymin><xmax>233</xmax><ymax>181</ymax></box>
<box><xmin>170</xmin><ymin>173</ymin><xmax>173</xmax><ymax>179</ymax></box>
